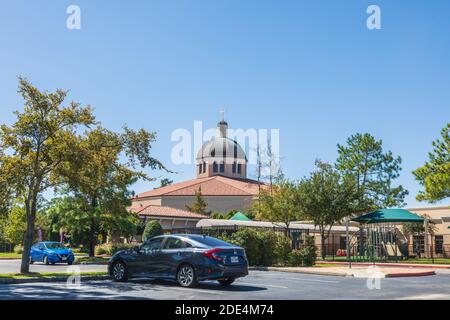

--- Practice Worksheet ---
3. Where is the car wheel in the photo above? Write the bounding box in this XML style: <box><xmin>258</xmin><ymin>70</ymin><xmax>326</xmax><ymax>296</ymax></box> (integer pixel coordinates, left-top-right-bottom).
<box><xmin>43</xmin><ymin>256</ymin><xmax>49</xmax><ymax>265</ymax></box>
<box><xmin>177</xmin><ymin>264</ymin><xmax>198</xmax><ymax>288</ymax></box>
<box><xmin>29</xmin><ymin>256</ymin><xmax>34</xmax><ymax>264</ymax></box>
<box><xmin>111</xmin><ymin>261</ymin><xmax>128</xmax><ymax>282</ymax></box>
<box><xmin>218</xmin><ymin>278</ymin><xmax>235</xmax><ymax>286</ymax></box>
<box><xmin>51</xmin><ymin>262</ymin><xmax>56</xmax><ymax>265</ymax></box>
<box><xmin>67</xmin><ymin>261</ymin><xmax>73</xmax><ymax>265</ymax></box>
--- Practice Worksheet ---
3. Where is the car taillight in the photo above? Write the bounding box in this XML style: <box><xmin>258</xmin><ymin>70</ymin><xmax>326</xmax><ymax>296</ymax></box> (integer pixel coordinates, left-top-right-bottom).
<box><xmin>203</xmin><ymin>248</ymin><xmax>223</xmax><ymax>261</ymax></box>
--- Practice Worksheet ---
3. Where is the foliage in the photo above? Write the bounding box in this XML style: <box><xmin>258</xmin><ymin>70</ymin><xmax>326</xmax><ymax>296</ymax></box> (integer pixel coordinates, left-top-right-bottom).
<box><xmin>3</xmin><ymin>205</ymin><xmax>27</xmax><ymax>246</ymax></box>
<box><xmin>255</xmin><ymin>179</ymin><xmax>301</xmax><ymax>233</ymax></box>
<box><xmin>336</xmin><ymin>133</ymin><xmax>408</xmax><ymax>213</ymax></box>
<box><xmin>413</xmin><ymin>123</ymin><xmax>450</xmax><ymax>202</ymax></box>
<box><xmin>13</xmin><ymin>245</ymin><xmax>23</xmax><ymax>254</ymax></box>
<box><xmin>295</xmin><ymin>161</ymin><xmax>357</xmax><ymax>259</ymax></box>
<box><xmin>402</xmin><ymin>214</ymin><xmax>437</xmax><ymax>237</ymax></box>
<box><xmin>186</xmin><ymin>187</ymin><xmax>210</xmax><ymax>215</ymax></box>
<box><xmin>142</xmin><ymin>220</ymin><xmax>163</xmax><ymax>241</ymax></box>
<box><xmin>94</xmin><ymin>243</ymin><xmax>136</xmax><ymax>256</ymax></box>
<box><xmin>288</xmin><ymin>236</ymin><xmax>316</xmax><ymax>266</ymax></box>
<box><xmin>159</xmin><ymin>178</ymin><xmax>173</xmax><ymax>188</ymax></box>
<box><xmin>230</xmin><ymin>228</ymin><xmax>277</xmax><ymax>266</ymax></box>
<box><xmin>0</xmin><ymin>77</ymin><xmax>95</xmax><ymax>273</ymax></box>
<box><xmin>273</xmin><ymin>235</ymin><xmax>292</xmax><ymax>265</ymax></box>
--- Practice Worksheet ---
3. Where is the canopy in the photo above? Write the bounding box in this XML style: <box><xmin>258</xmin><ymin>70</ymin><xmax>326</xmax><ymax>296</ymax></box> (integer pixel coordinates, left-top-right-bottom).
<box><xmin>229</xmin><ymin>212</ymin><xmax>251</xmax><ymax>221</ymax></box>
<box><xmin>351</xmin><ymin>209</ymin><xmax>424</xmax><ymax>224</ymax></box>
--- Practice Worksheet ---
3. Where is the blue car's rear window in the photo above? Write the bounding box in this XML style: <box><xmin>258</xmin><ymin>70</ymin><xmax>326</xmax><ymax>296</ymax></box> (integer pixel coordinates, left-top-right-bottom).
<box><xmin>45</xmin><ymin>242</ymin><xmax>65</xmax><ymax>249</ymax></box>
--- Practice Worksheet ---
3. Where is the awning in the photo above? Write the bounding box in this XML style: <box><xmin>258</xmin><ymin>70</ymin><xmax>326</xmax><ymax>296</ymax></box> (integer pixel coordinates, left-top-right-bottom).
<box><xmin>351</xmin><ymin>209</ymin><xmax>424</xmax><ymax>224</ymax></box>
<box><xmin>229</xmin><ymin>212</ymin><xmax>251</xmax><ymax>221</ymax></box>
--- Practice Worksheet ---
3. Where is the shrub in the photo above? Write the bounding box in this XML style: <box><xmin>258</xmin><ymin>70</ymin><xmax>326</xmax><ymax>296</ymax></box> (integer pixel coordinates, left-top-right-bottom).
<box><xmin>274</xmin><ymin>235</ymin><xmax>292</xmax><ymax>265</ymax></box>
<box><xmin>143</xmin><ymin>220</ymin><xmax>163</xmax><ymax>241</ymax></box>
<box><xmin>288</xmin><ymin>235</ymin><xmax>316</xmax><ymax>266</ymax></box>
<box><xmin>13</xmin><ymin>245</ymin><xmax>23</xmax><ymax>254</ymax></box>
<box><xmin>94</xmin><ymin>243</ymin><xmax>136</xmax><ymax>256</ymax></box>
<box><xmin>230</xmin><ymin>228</ymin><xmax>277</xmax><ymax>266</ymax></box>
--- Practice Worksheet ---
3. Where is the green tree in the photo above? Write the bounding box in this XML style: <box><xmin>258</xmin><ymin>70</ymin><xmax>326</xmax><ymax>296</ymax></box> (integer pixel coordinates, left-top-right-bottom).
<box><xmin>142</xmin><ymin>220</ymin><xmax>163</xmax><ymax>241</ymax></box>
<box><xmin>0</xmin><ymin>77</ymin><xmax>95</xmax><ymax>273</ymax></box>
<box><xmin>336</xmin><ymin>133</ymin><xmax>408</xmax><ymax>213</ymax></box>
<box><xmin>159</xmin><ymin>178</ymin><xmax>173</xmax><ymax>188</ymax></box>
<box><xmin>255</xmin><ymin>179</ymin><xmax>300</xmax><ymax>235</ymax></box>
<box><xmin>413</xmin><ymin>123</ymin><xmax>450</xmax><ymax>202</ymax></box>
<box><xmin>58</xmin><ymin>126</ymin><xmax>166</xmax><ymax>256</ymax></box>
<box><xmin>186</xmin><ymin>187</ymin><xmax>210</xmax><ymax>215</ymax></box>
<box><xmin>3</xmin><ymin>205</ymin><xmax>27</xmax><ymax>246</ymax></box>
<box><xmin>295</xmin><ymin>161</ymin><xmax>357</xmax><ymax>259</ymax></box>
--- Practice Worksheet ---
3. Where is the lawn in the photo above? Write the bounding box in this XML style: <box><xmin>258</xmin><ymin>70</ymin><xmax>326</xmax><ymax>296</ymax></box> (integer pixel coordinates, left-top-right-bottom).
<box><xmin>75</xmin><ymin>256</ymin><xmax>109</xmax><ymax>264</ymax></box>
<box><xmin>0</xmin><ymin>271</ymin><xmax>107</xmax><ymax>279</ymax></box>
<box><xmin>0</xmin><ymin>253</ymin><xmax>21</xmax><ymax>259</ymax></box>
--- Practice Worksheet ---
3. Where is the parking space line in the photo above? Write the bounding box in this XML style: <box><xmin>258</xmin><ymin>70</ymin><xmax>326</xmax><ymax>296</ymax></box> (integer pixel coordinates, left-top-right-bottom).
<box><xmin>237</xmin><ymin>281</ymin><xmax>288</xmax><ymax>289</ymax></box>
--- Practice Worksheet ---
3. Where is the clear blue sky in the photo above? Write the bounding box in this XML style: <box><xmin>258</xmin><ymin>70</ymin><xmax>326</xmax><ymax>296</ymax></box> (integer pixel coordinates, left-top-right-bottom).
<box><xmin>0</xmin><ymin>1</ymin><xmax>449</xmax><ymax>207</ymax></box>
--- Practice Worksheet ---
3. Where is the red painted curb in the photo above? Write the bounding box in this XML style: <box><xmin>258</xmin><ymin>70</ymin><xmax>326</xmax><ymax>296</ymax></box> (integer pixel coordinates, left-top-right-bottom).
<box><xmin>385</xmin><ymin>271</ymin><xmax>436</xmax><ymax>278</ymax></box>
<box><xmin>319</xmin><ymin>261</ymin><xmax>450</xmax><ymax>269</ymax></box>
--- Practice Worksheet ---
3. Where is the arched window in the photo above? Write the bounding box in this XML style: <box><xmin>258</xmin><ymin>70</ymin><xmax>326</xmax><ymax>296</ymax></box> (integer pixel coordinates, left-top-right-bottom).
<box><xmin>237</xmin><ymin>163</ymin><xmax>242</xmax><ymax>174</ymax></box>
<box><xmin>219</xmin><ymin>162</ymin><xmax>225</xmax><ymax>173</ymax></box>
<box><xmin>203</xmin><ymin>162</ymin><xmax>206</xmax><ymax>173</ymax></box>
<box><xmin>213</xmin><ymin>162</ymin><xmax>218</xmax><ymax>173</ymax></box>
<box><xmin>232</xmin><ymin>162</ymin><xmax>237</xmax><ymax>173</ymax></box>
<box><xmin>198</xmin><ymin>163</ymin><xmax>203</xmax><ymax>174</ymax></box>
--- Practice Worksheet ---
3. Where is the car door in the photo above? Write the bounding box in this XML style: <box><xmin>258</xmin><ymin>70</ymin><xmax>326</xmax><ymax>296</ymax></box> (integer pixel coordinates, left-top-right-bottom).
<box><xmin>135</xmin><ymin>237</ymin><xmax>166</xmax><ymax>277</ymax></box>
<box><xmin>32</xmin><ymin>243</ymin><xmax>44</xmax><ymax>261</ymax></box>
<box><xmin>160</xmin><ymin>237</ymin><xmax>193</xmax><ymax>278</ymax></box>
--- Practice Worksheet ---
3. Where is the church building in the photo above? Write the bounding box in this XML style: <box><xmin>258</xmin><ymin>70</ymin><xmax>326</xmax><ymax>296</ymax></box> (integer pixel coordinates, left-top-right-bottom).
<box><xmin>130</xmin><ymin>116</ymin><xmax>265</xmax><ymax>230</ymax></box>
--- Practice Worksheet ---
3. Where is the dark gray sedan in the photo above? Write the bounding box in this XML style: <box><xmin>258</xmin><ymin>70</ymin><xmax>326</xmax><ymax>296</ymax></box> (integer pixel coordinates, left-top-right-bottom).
<box><xmin>108</xmin><ymin>234</ymin><xmax>248</xmax><ymax>287</ymax></box>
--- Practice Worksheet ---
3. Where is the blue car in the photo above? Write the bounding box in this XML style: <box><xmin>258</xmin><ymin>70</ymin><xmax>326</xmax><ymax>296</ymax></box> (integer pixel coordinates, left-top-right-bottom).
<box><xmin>30</xmin><ymin>242</ymin><xmax>75</xmax><ymax>265</ymax></box>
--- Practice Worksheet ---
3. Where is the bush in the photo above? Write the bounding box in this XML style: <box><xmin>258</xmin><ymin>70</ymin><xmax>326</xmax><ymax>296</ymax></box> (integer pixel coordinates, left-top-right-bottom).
<box><xmin>230</xmin><ymin>228</ymin><xmax>277</xmax><ymax>266</ymax></box>
<box><xmin>288</xmin><ymin>235</ymin><xmax>316</xmax><ymax>267</ymax></box>
<box><xmin>13</xmin><ymin>245</ymin><xmax>23</xmax><ymax>254</ymax></box>
<box><xmin>143</xmin><ymin>220</ymin><xmax>163</xmax><ymax>241</ymax></box>
<box><xmin>94</xmin><ymin>243</ymin><xmax>136</xmax><ymax>256</ymax></box>
<box><xmin>274</xmin><ymin>235</ymin><xmax>292</xmax><ymax>265</ymax></box>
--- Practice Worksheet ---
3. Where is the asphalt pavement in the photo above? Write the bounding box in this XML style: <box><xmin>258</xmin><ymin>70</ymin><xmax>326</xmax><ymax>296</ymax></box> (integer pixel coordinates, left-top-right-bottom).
<box><xmin>1</xmin><ymin>270</ymin><xmax>450</xmax><ymax>300</ymax></box>
<box><xmin>0</xmin><ymin>259</ymin><xmax>107</xmax><ymax>274</ymax></box>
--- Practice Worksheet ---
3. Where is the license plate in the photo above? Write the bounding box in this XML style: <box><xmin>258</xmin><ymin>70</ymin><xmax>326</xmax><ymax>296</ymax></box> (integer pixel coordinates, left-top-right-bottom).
<box><xmin>230</xmin><ymin>256</ymin><xmax>239</xmax><ymax>263</ymax></box>
<box><xmin>61</xmin><ymin>257</ymin><xmax>67</xmax><ymax>261</ymax></box>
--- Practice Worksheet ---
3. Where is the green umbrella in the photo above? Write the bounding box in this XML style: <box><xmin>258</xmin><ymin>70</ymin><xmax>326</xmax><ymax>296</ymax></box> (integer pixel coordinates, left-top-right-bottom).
<box><xmin>229</xmin><ymin>212</ymin><xmax>251</xmax><ymax>221</ymax></box>
<box><xmin>351</xmin><ymin>208</ymin><xmax>424</xmax><ymax>224</ymax></box>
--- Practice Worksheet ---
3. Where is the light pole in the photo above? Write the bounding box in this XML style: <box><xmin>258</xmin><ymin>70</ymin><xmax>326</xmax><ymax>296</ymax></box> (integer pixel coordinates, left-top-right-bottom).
<box><xmin>346</xmin><ymin>217</ymin><xmax>352</xmax><ymax>268</ymax></box>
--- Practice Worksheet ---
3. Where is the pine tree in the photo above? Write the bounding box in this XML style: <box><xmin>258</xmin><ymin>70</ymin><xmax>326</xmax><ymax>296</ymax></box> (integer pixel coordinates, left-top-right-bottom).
<box><xmin>186</xmin><ymin>187</ymin><xmax>210</xmax><ymax>215</ymax></box>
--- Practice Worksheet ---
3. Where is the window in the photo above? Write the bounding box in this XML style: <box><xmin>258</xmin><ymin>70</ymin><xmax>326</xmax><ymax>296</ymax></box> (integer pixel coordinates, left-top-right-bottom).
<box><xmin>435</xmin><ymin>235</ymin><xmax>444</xmax><ymax>254</ymax></box>
<box><xmin>141</xmin><ymin>238</ymin><xmax>164</xmax><ymax>253</ymax></box>
<box><xmin>232</xmin><ymin>162</ymin><xmax>236</xmax><ymax>173</ymax></box>
<box><xmin>198</xmin><ymin>163</ymin><xmax>202</xmax><ymax>174</ymax></box>
<box><xmin>164</xmin><ymin>238</ymin><xmax>192</xmax><ymax>249</ymax></box>
<box><xmin>237</xmin><ymin>163</ymin><xmax>242</xmax><ymax>174</ymax></box>
<box><xmin>203</xmin><ymin>162</ymin><xmax>206</xmax><ymax>173</ymax></box>
<box><xmin>413</xmin><ymin>235</ymin><xmax>425</xmax><ymax>254</ymax></box>
<box><xmin>213</xmin><ymin>162</ymin><xmax>218</xmax><ymax>173</ymax></box>
<box><xmin>219</xmin><ymin>162</ymin><xmax>225</xmax><ymax>173</ymax></box>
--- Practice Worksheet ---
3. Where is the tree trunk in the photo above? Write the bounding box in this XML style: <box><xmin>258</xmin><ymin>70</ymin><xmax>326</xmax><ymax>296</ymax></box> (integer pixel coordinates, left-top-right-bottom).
<box><xmin>20</xmin><ymin>197</ymin><xmax>37</xmax><ymax>274</ymax></box>
<box><xmin>88</xmin><ymin>220</ymin><xmax>96</xmax><ymax>257</ymax></box>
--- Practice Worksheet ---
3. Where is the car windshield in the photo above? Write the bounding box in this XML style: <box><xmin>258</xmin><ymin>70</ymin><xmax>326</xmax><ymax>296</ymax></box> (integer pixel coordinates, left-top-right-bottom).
<box><xmin>192</xmin><ymin>236</ymin><xmax>232</xmax><ymax>247</ymax></box>
<box><xmin>45</xmin><ymin>242</ymin><xmax>65</xmax><ymax>249</ymax></box>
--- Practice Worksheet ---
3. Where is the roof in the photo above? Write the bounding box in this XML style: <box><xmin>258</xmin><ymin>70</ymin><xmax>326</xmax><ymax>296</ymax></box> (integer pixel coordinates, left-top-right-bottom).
<box><xmin>352</xmin><ymin>209</ymin><xmax>425</xmax><ymax>224</ymax></box>
<box><xmin>230</xmin><ymin>212</ymin><xmax>251</xmax><ymax>221</ymax></box>
<box><xmin>196</xmin><ymin>219</ymin><xmax>359</xmax><ymax>232</ymax></box>
<box><xmin>130</xmin><ymin>205</ymin><xmax>208</xmax><ymax>219</ymax></box>
<box><xmin>197</xmin><ymin>137</ymin><xmax>246</xmax><ymax>161</ymax></box>
<box><xmin>135</xmin><ymin>175</ymin><xmax>265</xmax><ymax>198</ymax></box>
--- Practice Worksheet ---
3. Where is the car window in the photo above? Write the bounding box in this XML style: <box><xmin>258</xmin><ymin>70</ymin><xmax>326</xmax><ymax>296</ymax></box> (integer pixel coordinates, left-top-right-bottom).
<box><xmin>45</xmin><ymin>242</ymin><xmax>65</xmax><ymax>249</ymax></box>
<box><xmin>192</xmin><ymin>236</ymin><xmax>232</xmax><ymax>247</ymax></box>
<box><xmin>141</xmin><ymin>238</ymin><xmax>164</xmax><ymax>252</ymax></box>
<box><xmin>163</xmin><ymin>238</ymin><xmax>192</xmax><ymax>249</ymax></box>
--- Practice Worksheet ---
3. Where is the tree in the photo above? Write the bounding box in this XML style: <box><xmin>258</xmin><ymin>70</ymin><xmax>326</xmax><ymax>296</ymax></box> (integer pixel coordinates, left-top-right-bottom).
<box><xmin>413</xmin><ymin>123</ymin><xmax>450</xmax><ymax>202</ymax></box>
<box><xmin>186</xmin><ymin>187</ymin><xmax>210</xmax><ymax>215</ymax></box>
<box><xmin>336</xmin><ymin>133</ymin><xmax>408</xmax><ymax>213</ymax></box>
<box><xmin>159</xmin><ymin>178</ymin><xmax>173</xmax><ymax>188</ymax></box>
<box><xmin>3</xmin><ymin>204</ymin><xmax>27</xmax><ymax>246</ymax></box>
<box><xmin>143</xmin><ymin>220</ymin><xmax>163</xmax><ymax>241</ymax></box>
<box><xmin>58</xmin><ymin>126</ymin><xmax>166</xmax><ymax>255</ymax></box>
<box><xmin>255</xmin><ymin>179</ymin><xmax>301</xmax><ymax>235</ymax></box>
<box><xmin>295</xmin><ymin>161</ymin><xmax>357</xmax><ymax>259</ymax></box>
<box><xmin>0</xmin><ymin>77</ymin><xmax>95</xmax><ymax>273</ymax></box>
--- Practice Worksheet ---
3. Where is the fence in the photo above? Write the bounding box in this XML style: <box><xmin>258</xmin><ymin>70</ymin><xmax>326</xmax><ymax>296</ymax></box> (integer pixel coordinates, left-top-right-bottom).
<box><xmin>166</xmin><ymin>225</ymin><xmax>311</xmax><ymax>249</ymax></box>
<box><xmin>0</xmin><ymin>242</ymin><xmax>14</xmax><ymax>253</ymax></box>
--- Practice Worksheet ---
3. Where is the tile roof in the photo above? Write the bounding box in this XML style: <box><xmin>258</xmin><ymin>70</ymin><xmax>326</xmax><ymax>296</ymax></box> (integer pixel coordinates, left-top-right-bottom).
<box><xmin>135</xmin><ymin>175</ymin><xmax>266</xmax><ymax>198</ymax></box>
<box><xmin>130</xmin><ymin>204</ymin><xmax>208</xmax><ymax>219</ymax></box>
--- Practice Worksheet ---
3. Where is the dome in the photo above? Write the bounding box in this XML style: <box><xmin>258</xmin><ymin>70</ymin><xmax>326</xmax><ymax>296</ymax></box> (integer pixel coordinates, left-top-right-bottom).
<box><xmin>196</xmin><ymin>137</ymin><xmax>246</xmax><ymax>161</ymax></box>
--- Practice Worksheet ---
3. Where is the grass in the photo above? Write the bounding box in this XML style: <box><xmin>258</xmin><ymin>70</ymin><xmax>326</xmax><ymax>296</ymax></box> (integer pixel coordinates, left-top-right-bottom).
<box><xmin>75</xmin><ymin>256</ymin><xmax>109</xmax><ymax>264</ymax></box>
<box><xmin>0</xmin><ymin>271</ymin><xmax>107</xmax><ymax>279</ymax></box>
<box><xmin>0</xmin><ymin>253</ymin><xmax>21</xmax><ymax>259</ymax></box>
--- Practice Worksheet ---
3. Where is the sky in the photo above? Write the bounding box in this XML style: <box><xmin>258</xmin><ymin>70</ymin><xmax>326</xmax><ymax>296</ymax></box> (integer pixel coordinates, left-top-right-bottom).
<box><xmin>0</xmin><ymin>1</ymin><xmax>449</xmax><ymax>208</ymax></box>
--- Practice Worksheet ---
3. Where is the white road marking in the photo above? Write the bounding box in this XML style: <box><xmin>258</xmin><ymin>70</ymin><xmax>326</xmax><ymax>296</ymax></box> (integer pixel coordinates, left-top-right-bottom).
<box><xmin>237</xmin><ymin>281</ymin><xmax>288</xmax><ymax>289</ymax></box>
<box><xmin>397</xmin><ymin>293</ymin><xmax>450</xmax><ymax>300</ymax></box>
<box><xmin>280</xmin><ymin>277</ymin><xmax>340</xmax><ymax>283</ymax></box>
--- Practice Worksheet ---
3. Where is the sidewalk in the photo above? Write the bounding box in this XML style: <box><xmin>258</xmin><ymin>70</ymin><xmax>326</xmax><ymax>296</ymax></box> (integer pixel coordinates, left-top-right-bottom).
<box><xmin>250</xmin><ymin>266</ymin><xmax>436</xmax><ymax>278</ymax></box>
<box><xmin>318</xmin><ymin>260</ymin><xmax>450</xmax><ymax>269</ymax></box>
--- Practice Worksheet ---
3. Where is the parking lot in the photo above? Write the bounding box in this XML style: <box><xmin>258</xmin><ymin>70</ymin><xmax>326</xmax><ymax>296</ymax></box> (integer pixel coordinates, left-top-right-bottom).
<box><xmin>1</xmin><ymin>270</ymin><xmax>450</xmax><ymax>300</ymax></box>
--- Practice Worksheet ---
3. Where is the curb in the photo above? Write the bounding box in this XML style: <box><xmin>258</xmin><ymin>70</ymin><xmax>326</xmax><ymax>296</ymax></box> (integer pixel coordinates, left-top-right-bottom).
<box><xmin>318</xmin><ymin>261</ymin><xmax>450</xmax><ymax>269</ymax></box>
<box><xmin>249</xmin><ymin>266</ymin><xmax>352</xmax><ymax>277</ymax></box>
<box><xmin>385</xmin><ymin>271</ymin><xmax>435</xmax><ymax>278</ymax></box>
<box><xmin>0</xmin><ymin>275</ymin><xmax>110</xmax><ymax>285</ymax></box>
